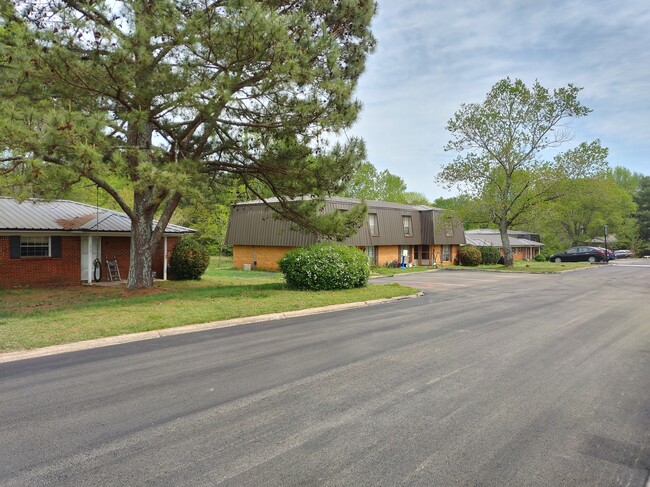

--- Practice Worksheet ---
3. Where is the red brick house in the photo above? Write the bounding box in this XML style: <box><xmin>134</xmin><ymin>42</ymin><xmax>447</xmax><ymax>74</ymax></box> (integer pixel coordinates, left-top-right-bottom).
<box><xmin>464</xmin><ymin>229</ymin><xmax>545</xmax><ymax>260</ymax></box>
<box><xmin>0</xmin><ymin>197</ymin><xmax>194</xmax><ymax>288</ymax></box>
<box><xmin>225</xmin><ymin>197</ymin><xmax>466</xmax><ymax>271</ymax></box>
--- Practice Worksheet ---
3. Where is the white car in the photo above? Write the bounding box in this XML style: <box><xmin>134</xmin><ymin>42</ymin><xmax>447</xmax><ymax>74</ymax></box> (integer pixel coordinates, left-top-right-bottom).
<box><xmin>614</xmin><ymin>249</ymin><xmax>634</xmax><ymax>258</ymax></box>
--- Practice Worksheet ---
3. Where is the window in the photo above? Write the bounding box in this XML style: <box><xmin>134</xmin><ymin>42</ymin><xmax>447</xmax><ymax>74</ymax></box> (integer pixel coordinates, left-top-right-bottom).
<box><xmin>364</xmin><ymin>246</ymin><xmax>377</xmax><ymax>265</ymax></box>
<box><xmin>402</xmin><ymin>216</ymin><xmax>413</xmax><ymax>236</ymax></box>
<box><xmin>442</xmin><ymin>244</ymin><xmax>451</xmax><ymax>262</ymax></box>
<box><xmin>413</xmin><ymin>245</ymin><xmax>419</xmax><ymax>260</ymax></box>
<box><xmin>368</xmin><ymin>213</ymin><xmax>379</xmax><ymax>236</ymax></box>
<box><xmin>10</xmin><ymin>236</ymin><xmax>61</xmax><ymax>259</ymax></box>
<box><xmin>421</xmin><ymin>246</ymin><xmax>430</xmax><ymax>260</ymax></box>
<box><xmin>20</xmin><ymin>236</ymin><xmax>50</xmax><ymax>257</ymax></box>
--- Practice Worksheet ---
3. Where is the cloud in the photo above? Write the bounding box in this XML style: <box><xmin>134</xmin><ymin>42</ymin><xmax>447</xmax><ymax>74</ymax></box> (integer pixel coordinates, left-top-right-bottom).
<box><xmin>352</xmin><ymin>0</ymin><xmax>650</xmax><ymax>199</ymax></box>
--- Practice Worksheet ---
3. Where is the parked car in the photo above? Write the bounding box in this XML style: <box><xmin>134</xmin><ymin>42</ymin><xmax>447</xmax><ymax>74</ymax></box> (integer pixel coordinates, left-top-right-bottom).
<box><xmin>594</xmin><ymin>247</ymin><xmax>616</xmax><ymax>260</ymax></box>
<box><xmin>614</xmin><ymin>249</ymin><xmax>634</xmax><ymax>258</ymax></box>
<box><xmin>549</xmin><ymin>246</ymin><xmax>608</xmax><ymax>263</ymax></box>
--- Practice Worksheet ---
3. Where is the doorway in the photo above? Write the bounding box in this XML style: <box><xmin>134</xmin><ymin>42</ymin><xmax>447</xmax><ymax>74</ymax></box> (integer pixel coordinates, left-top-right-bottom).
<box><xmin>81</xmin><ymin>237</ymin><xmax>101</xmax><ymax>281</ymax></box>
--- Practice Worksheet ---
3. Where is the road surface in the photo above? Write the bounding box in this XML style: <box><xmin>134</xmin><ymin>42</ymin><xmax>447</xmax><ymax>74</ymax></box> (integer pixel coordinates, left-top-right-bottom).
<box><xmin>1</xmin><ymin>264</ymin><xmax>649</xmax><ymax>486</ymax></box>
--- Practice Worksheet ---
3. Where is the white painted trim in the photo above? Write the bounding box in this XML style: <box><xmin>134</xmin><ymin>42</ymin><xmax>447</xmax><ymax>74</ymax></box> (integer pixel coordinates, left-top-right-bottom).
<box><xmin>87</xmin><ymin>235</ymin><xmax>93</xmax><ymax>284</ymax></box>
<box><xmin>163</xmin><ymin>236</ymin><xmax>168</xmax><ymax>280</ymax></box>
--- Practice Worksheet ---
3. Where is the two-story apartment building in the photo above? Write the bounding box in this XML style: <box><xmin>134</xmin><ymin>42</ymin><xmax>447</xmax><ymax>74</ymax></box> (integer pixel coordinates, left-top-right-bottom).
<box><xmin>225</xmin><ymin>197</ymin><xmax>466</xmax><ymax>270</ymax></box>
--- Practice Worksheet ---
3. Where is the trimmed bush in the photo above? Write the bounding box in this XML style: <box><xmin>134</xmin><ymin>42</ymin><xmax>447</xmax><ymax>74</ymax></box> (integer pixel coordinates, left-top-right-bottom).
<box><xmin>169</xmin><ymin>236</ymin><xmax>210</xmax><ymax>280</ymax></box>
<box><xmin>458</xmin><ymin>245</ymin><xmax>482</xmax><ymax>266</ymax></box>
<box><xmin>534</xmin><ymin>253</ymin><xmax>547</xmax><ymax>262</ymax></box>
<box><xmin>279</xmin><ymin>244</ymin><xmax>370</xmax><ymax>291</ymax></box>
<box><xmin>479</xmin><ymin>245</ymin><xmax>501</xmax><ymax>265</ymax></box>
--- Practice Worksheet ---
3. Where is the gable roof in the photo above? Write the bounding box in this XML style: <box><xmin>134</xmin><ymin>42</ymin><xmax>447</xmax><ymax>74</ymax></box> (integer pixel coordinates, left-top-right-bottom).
<box><xmin>0</xmin><ymin>197</ymin><xmax>194</xmax><ymax>235</ymax></box>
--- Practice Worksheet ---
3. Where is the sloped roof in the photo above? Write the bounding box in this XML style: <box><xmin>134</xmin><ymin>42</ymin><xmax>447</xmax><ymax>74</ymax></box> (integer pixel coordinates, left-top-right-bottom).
<box><xmin>235</xmin><ymin>196</ymin><xmax>443</xmax><ymax>212</ymax></box>
<box><xmin>226</xmin><ymin>196</ymin><xmax>466</xmax><ymax>247</ymax></box>
<box><xmin>0</xmin><ymin>197</ymin><xmax>194</xmax><ymax>234</ymax></box>
<box><xmin>464</xmin><ymin>233</ymin><xmax>544</xmax><ymax>248</ymax></box>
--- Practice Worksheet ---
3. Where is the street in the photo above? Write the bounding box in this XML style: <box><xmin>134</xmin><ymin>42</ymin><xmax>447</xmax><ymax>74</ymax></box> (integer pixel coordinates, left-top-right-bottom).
<box><xmin>1</xmin><ymin>264</ymin><xmax>649</xmax><ymax>486</ymax></box>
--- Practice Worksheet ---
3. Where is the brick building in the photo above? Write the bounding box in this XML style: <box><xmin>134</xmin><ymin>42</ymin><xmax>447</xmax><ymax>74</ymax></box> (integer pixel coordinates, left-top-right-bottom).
<box><xmin>0</xmin><ymin>197</ymin><xmax>194</xmax><ymax>288</ymax></box>
<box><xmin>225</xmin><ymin>197</ymin><xmax>466</xmax><ymax>271</ymax></box>
<box><xmin>464</xmin><ymin>229</ymin><xmax>545</xmax><ymax>260</ymax></box>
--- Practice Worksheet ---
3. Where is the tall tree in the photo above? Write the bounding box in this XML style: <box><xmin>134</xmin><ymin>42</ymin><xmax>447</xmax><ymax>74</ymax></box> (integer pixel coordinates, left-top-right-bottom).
<box><xmin>1</xmin><ymin>0</ymin><xmax>375</xmax><ymax>289</ymax></box>
<box><xmin>635</xmin><ymin>176</ymin><xmax>650</xmax><ymax>248</ymax></box>
<box><xmin>542</xmin><ymin>174</ymin><xmax>636</xmax><ymax>247</ymax></box>
<box><xmin>437</xmin><ymin>78</ymin><xmax>606</xmax><ymax>266</ymax></box>
<box><xmin>341</xmin><ymin>161</ymin><xmax>407</xmax><ymax>202</ymax></box>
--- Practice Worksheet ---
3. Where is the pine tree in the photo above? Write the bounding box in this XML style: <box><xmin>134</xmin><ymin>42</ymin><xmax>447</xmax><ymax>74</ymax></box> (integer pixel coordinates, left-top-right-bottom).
<box><xmin>1</xmin><ymin>0</ymin><xmax>376</xmax><ymax>288</ymax></box>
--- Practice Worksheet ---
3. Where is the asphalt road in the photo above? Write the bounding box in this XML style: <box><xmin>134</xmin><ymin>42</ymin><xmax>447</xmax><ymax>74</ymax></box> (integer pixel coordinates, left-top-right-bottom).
<box><xmin>1</xmin><ymin>264</ymin><xmax>649</xmax><ymax>486</ymax></box>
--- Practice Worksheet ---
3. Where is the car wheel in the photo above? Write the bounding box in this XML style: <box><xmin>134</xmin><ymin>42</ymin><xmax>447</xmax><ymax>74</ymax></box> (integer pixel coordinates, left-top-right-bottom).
<box><xmin>588</xmin><ymin>256</ymin><xmax>596</xmax><ymax>263</ymax></box>
<box><xmin>554</xmin><ymin>257</ymin><xmax>561</xmax><ymax>263</ymax></box>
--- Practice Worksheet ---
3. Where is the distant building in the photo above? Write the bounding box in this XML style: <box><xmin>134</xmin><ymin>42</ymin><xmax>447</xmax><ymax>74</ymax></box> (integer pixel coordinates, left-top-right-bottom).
<box><xmin>464</xmin><ymin>229</ymin><xmax>544</xmax><ymax>261</ymax></box>
<box><xmin>225</xmin><ymin>197</ymin><xmax>466</xmax><ymax>270</ymax></box>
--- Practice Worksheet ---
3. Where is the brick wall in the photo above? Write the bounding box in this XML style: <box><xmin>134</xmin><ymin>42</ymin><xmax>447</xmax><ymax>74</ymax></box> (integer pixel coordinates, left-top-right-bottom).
<box><xmin>377</xmin><ymin>245</ymin><xmax>399</xmax><ymax>266</ymax></box>
<box><xmin>0</xmin><ymin>235</ymin><xmax>181</xmax><ymax>288</ymax></box>
<box><xmin>101</xmin><ymin>237</ymin><xmax>131</xmax><ymax>282</ymax></box>
<box><xmin>101</xmin><ymin>236</ymin><xmax>179</xmax><ymax>281</ymax></box>
<box><xmin>232</xmin><ymin>243</ymin><xmax>459</xmax><ymax>271</ymax></box>
<box><xmin>0</xmin><ymin>236</ymin><xmax>81</xmax><ymax>288</ymax></box>
<box><xmin>432</xmin><ymin>244</ymin><xmax>459</xmax><ymax>264</ymax></box>
<box><xmin>233</xmin><ymin>245</ymin><xmax>294</xmax><ymax>271</ymax></box>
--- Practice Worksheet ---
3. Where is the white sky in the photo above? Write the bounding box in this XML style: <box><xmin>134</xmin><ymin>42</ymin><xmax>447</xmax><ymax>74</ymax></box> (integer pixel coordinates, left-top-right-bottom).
<box><xmin>349</xmin><ymin>0</ymin><xmax>650</xmax><ymax>201</ymax></box>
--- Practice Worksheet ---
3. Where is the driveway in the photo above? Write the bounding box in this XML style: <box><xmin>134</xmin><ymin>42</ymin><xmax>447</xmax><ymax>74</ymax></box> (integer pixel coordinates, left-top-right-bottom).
<box><xmin>373</xmin><ymin>268</ymin><xmax>530</xmax><ymax>293</ymax></box>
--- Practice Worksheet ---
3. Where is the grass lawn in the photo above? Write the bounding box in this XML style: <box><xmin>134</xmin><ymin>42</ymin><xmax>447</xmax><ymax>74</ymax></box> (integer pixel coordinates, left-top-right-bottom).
<box><xmin>0</xmin><ymin>256</ymin><xmax>417</xmax><ymax>352</ymax></box>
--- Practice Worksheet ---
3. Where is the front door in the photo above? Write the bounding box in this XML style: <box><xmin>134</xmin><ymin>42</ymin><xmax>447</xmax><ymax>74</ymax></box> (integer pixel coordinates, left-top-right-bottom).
<box><xmin>81</xmin><ymin>237</ymin><xmax>101</xmax><ymax>281</ymax></box>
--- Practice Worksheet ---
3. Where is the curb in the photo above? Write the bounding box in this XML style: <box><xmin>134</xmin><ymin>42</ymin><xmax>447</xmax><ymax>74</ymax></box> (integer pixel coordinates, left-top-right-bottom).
<box><xmin>0</xmin><ymin>292</ymin><xmax>423</xmax><ymax>364</ymax></box>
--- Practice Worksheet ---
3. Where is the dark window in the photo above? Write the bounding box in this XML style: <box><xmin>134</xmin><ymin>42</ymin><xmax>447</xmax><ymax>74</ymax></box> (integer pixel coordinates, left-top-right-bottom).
<box><xmin>422</xmin><ymin>246</ymin><xmax>430</xmax><ymax>260</ymax></box>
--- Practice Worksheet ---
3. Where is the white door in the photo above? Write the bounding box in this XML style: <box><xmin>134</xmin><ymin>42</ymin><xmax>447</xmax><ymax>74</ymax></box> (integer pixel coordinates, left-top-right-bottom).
<box><xmin>80</xmin><ymin>237</ymin><xmax>101</xmax><ymax>281</ymax></box>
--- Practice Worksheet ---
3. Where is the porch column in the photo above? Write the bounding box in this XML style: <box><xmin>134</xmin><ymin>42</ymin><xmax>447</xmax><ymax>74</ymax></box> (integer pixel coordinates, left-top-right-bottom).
<box><xmin>163</xmin><ymin>236</ymin><xmax>168</xmax><ymax>281</ymax></box>
<box><xmin>87</xmin><ymin>235</ymin><xmax>93</xmax><ymax>284</ymax></box>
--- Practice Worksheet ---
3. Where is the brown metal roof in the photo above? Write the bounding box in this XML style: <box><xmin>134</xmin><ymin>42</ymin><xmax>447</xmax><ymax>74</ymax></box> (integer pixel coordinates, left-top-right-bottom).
<box><xmin>225</xmin><ymin>198</ymin><xmax>466</xmax><ymax>247</ymax></box>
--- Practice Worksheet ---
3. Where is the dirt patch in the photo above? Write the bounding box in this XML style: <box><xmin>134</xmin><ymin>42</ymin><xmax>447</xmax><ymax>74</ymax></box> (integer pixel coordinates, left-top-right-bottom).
<box><xmin>119</xmin><ymin>287</ymin><xmax>168</xmax><ymax>298</ymax></box>
<box><xmin>1</xmin><ymin>284</ymin><xmax>167</xmax><ymax>313</ymax></box>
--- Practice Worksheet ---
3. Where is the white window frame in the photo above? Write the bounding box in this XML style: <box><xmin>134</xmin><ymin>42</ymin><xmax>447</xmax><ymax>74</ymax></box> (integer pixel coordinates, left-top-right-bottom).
<box><xmin>402</xmin><ymin>216</ymin><xmax>413</xmax><ymax>237</ymax></box>
<box><xmin>368</xmin><ymin>213</ymin><xmax>379</xmax><ymax>237</ymax></box>
<box><xmin>20</xmin><ymin>236</ymin><xmax>51</xmax><ymax>257</ymax></box>
<box><xmin>442</xmin><ymin>244</ymin><xmax>451</xmax><ymax>262</ymax></box>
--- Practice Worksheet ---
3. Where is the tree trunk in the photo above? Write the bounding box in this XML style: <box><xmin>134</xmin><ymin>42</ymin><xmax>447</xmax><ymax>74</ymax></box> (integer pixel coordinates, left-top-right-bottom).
<box><xmin>499</xmin><ymin>221</ymin><xmax>514</xmax><ymax>267</ymax></box>
<box><xmin>127</xmin><ymin>193</ymin><xmax>159</xmax><ymax>290</ymax></box>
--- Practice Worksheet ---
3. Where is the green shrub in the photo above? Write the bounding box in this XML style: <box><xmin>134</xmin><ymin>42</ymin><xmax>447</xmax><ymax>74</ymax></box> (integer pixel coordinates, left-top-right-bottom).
<box><xmin>534</xmin><ymin>253</ymin><xmax>547</xmax><ymax>262</ymax></box>
<box><xmin>169</xmin><ymin>236</ymin><xmax>210</xmax><ymax>280</ymax></box>
<box><xmin>479</xmin><ymin>246</ymin><xmax>501</xmax><ymax>265</ymax></box>
<box><xmin>279</xmin><ymin>244</ymin><xmax>370</xmax><ymax>290</ymax></box>
<box><xmin>458</xmin><ymin>245</ymin><xmax>482</xmax><ymax>266</ymax></box>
